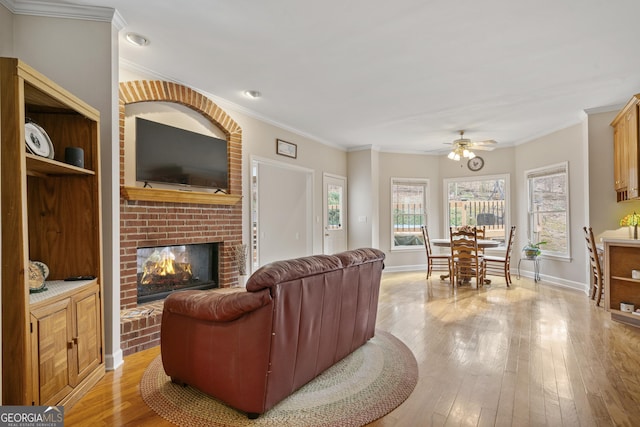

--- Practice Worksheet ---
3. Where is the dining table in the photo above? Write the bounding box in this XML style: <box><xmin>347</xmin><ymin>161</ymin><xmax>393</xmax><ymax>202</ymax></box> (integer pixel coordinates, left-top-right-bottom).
<box><xmin>430</xmin><ymin>238</ymin><xmax>501</xmax><ymax>283</ymax></box>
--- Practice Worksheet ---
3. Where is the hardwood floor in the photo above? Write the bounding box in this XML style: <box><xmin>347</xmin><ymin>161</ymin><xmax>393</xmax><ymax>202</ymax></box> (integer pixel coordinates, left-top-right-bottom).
<box><xmin>66</xmin><ymin>272</ymin><xmax>640</xmax><ymax>426</ymax></box>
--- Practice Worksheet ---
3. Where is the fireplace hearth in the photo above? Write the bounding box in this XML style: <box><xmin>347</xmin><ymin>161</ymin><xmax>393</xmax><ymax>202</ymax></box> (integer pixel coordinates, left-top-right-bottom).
<box><xmin>137</xmin><ymin>243</ymin><xmax>218</xmax><ymax>304</ymax></box>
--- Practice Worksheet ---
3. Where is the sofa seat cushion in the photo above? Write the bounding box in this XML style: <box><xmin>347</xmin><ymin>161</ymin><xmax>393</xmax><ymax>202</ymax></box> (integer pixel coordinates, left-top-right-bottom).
<box><xmin>164</xmin><ymin>288</ymin><xmax>272</xmax><ymax>322</ymax></box>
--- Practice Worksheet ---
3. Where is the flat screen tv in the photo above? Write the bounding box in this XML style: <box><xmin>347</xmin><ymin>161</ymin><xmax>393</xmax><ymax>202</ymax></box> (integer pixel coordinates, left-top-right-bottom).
<box><xmin>135</xmin><ymin>117</ymin><xmax>228</xmax><ymax>191</ymax></box>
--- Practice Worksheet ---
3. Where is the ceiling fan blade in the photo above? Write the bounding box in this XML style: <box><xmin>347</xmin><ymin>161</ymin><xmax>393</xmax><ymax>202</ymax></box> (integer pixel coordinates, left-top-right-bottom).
<box><xmin>470</xmin><ymin>144</ymin><xmax>495</xmax><ymax>151</ymax></box>
<box><xmin>473</xmin><ymin>139</ymin><xmax>497</xmax><ymax>145</ymax></box>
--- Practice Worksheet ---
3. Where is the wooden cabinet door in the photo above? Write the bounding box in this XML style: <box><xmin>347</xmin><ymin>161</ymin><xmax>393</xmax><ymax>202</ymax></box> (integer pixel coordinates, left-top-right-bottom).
<box><xmin>31</xmin><ymin>299</ymin><xmax>74</xmax><ymax>405</ymax></box>
<box><xmin>614</xmin><ymin>117</ymin><xmax>629</xmax><ymax>191</ymax></box>
<box><xmin>627</xmin><ymin>106</ymin><xmax>639</xmax><ymax>199</ymax></box>
<box><xmin>614</xmin><ymin>124</ymin><xmax>623</xmax><ymax>190</ymax></box>
<box><xmin>71</xmin><ymin>285</ymin><xmax>102</xmax><ymax>386</ymax></box>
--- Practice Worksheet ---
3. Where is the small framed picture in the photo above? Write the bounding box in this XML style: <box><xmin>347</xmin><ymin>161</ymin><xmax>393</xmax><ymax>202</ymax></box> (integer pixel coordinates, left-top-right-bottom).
<box><xmin>276</xmin><ymin>139</ymin><xmax>297</xmax><ymax>159</ymax></box>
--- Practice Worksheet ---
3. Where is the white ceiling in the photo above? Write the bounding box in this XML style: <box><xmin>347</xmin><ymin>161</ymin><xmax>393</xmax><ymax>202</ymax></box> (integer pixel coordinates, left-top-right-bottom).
<box><xmin>11</xmin><ymin>0</ymin><xmax>640</xmax><ymax>153</ymax></box>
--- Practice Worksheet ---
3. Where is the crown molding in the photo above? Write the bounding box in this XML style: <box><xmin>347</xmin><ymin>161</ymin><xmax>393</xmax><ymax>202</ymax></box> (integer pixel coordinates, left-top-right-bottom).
<box><xmin>0</xmin><ymin>0</ymin><xmax>126</xmax><ymax>30</ymax></box>
<box><xmin>584</xmin><ymin>103</ymin><xmax>624</xmax><ymax>115</ymax></box>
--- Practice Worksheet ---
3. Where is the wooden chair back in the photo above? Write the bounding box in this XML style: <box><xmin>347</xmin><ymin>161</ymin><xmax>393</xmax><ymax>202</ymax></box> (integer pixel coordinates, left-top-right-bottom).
<box><xmin>504</xmin><ymin>225</ymin><xmax>516</xmax><ymax>261</ymax></box>
<box><xmin>421</xmin><ymin>225</ymin><xmax>434</xmax><ymax>257</ymax></box>
<box><xmin>475</xmin><ymin>226</ymin><xmax>486</xmax><ymax>254</ymax></box>
<box><xmin>449</xmin><ymin>226</ymin><xmax>484</xmax><ymax>287</ymax></box>
<box><xmin>583</xmin><ymin>226</ymin><xmax>604</xmax><ymax>305</ymax></box>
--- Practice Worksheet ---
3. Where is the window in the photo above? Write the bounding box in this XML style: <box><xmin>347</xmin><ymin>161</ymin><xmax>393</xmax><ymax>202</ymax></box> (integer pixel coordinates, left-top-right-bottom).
<box><xmin>327</xmin><ymin>183</ymin><xmax>343</xmax><ymax>230</ymax></box>
<box><xmin>444</xmin><ymin>175</ymin><xmax>510</xmax><ymax>244</ymax></box>
<box><xmin>526</xmin><ymin>162</ymin><xmax>570</xmax><ymax>258</ymax></box>
<box><xmin>391</xmin><ymin>178</ymin><xmax>428</xmax><ymax>249</ymax></box>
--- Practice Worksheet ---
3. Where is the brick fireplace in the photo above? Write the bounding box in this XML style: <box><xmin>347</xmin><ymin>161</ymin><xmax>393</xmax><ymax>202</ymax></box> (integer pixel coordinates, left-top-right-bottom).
<box><xmin>119</xmin><ymin>80</ymin><xmax>243</xmax><ymax>355</ymax></box>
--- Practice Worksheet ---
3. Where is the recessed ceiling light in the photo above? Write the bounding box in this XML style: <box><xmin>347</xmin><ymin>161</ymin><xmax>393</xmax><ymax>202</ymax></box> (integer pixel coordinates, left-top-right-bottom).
<box><xmin>125</xmin><ymin>32</ymin><xmax>150</xmax><ymax>47</ymax></box>
<box><xmin>244</xmin><ymin>90</ymin><xmax>261</xmax><ymax>99</ymax></box>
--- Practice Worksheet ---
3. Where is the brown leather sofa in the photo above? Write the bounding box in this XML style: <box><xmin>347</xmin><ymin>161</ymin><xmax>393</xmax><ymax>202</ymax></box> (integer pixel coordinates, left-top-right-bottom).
<box><xmin>160</xmin><ymin>248</ymin><xmax>385</xmax><ymax>418</ymax></box>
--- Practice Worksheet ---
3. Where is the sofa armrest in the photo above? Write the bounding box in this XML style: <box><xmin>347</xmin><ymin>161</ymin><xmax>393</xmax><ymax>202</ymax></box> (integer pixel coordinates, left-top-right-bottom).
<box><xmin>163</xmin><ymin>289</ymin><xmax>272</xmax><ymax>322</ymax></box>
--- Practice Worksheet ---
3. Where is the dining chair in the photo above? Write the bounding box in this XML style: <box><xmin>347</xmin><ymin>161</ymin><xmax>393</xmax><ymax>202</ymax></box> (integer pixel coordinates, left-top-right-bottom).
<box><xmin>475</xmin><ymin>225</ymin><xmax>486</xmax><ymax>254</ymax></box>
<box><xmin>449</xmin><ymin>226</ymin><xmax>485</xmax><ymax>288</ymax></box>
<box><xmin>583</xmin><ymin>226</ymin><xmax>604</xmax><ymax>306</ymax></box>
<box><xmin>420</xmin><ymin>226</ymin><xmax>452</xmax><ymax>280</ymax></box>
<box><xmin>484</xmin><ymin>225</ymin><xmax>516</xmax><ymax>287</ymax></box>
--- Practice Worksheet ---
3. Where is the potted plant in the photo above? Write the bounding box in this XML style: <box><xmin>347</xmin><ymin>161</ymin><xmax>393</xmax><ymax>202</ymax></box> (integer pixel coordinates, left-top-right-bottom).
<box><xmin>231</xmin><ymin>243</ymin><xmax>248</xmax><ymax>286</ymax></box>
<box><xmin>620</xmin><ymin>212</ymin><xmax>640</xmax><ymax>239</ymax></box>
<box><xmin>522</xmin><ymin>240</ymin><xmax>547</xmax><ymax>259</ymax></box>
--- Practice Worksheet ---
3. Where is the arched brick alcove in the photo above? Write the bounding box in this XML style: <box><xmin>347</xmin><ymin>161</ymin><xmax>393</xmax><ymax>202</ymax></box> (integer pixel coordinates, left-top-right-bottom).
<box><xmin>118</xmin><ymin>80</ymin><xmax>243</xmax><ymax>355</ymax></box>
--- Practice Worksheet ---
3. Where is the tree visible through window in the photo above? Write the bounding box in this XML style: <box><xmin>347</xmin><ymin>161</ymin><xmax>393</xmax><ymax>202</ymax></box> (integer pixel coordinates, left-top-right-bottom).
<box><xmin>526</xmin><ymin>162</ymin><xmax>569</xmax><ymax>257</ymax></box>
<box><xmin>391</xmin><ymin>179</ymin><xmax>428</xmax><ymax>249</ymax></box>
<box><xmin>327</xmin><ymin>184</ymin><xmax>342</xmax><ymax>230</ymax></box>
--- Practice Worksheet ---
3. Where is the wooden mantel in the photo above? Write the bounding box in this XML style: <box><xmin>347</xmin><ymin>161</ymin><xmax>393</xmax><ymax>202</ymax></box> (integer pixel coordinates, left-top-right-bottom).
<box><xmin>121</xmin><ymin>186</ymin><xmax>242</xmax><ymax>205</ymax></box>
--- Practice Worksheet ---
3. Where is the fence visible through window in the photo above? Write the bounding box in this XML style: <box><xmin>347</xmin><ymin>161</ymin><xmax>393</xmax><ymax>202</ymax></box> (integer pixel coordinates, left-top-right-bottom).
<box><xmin>392</xmin><ymin>179</ymin><xmax>427</xmax><ymax>248</ymax></box>
<box><xmin>445</xmin><ymin>177</ymin><xmax>509</xmax><ymax>244</ymax></box>
<box><xmin>448</xmin><ymin>200</ymin><xmax>506</xmax><ymax>241</ymax></box>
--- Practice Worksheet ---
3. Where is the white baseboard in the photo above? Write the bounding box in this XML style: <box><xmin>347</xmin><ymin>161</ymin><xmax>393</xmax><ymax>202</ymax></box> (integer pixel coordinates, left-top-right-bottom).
<box><xmin>105</xmin><ymin>349</ymin><xmax>124</xmax><ymax>371</ymax></box>
<box><xmin>383</xmin><ymin>265</ymin><xmax>589</xmax><ymax>295</ymax></box>
<box><xmin>383</xmin><ymin>264</ymin><xmax>426</xmax><ymax>273</ymax></box>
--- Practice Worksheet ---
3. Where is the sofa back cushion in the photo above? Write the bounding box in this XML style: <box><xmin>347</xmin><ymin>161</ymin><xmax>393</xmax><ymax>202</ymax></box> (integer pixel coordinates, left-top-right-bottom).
<box><xmin>246</xmin><ymin>254</ymin><xmax>342</xmax><ymax>292</ymax></box>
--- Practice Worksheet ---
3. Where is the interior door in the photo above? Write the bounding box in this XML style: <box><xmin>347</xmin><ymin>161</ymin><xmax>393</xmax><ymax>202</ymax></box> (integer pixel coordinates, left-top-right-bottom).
<box><xmin>253</xmin><ymin>159</ymin><xmax>313</xmax><ymax>267</ymax></box>
<box><xmin>323</xmin><ymin>174</ymin><xmax>347</xmax><ymax>254</ymax></box>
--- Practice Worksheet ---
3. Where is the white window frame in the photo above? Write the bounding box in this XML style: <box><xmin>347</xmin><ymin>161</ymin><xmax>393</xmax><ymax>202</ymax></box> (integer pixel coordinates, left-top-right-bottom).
<box><xmin>525</xmin><ymin>161</ymin><xmax>570</xmax><ymax>261</ymax></box>
<box><xmin>390</xmin><ymin>177</ymin><xmax>429</xmax><ymax>251</ymax></box>
<box><xmin>442</xmin><ymin>174</ymin><xmax>511</xmax><ymax>244</ymax></box>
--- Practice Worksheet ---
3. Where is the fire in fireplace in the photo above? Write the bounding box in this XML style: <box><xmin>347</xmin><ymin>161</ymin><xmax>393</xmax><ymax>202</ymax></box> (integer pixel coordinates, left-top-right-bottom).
<box><xmin>137</xmin><ymin>243</ymin><xmax>218</xmax><ymax>304</ymax></box>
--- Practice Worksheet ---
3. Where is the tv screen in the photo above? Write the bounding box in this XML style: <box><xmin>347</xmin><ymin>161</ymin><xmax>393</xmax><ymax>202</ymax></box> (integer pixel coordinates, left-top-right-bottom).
<box><xmin>135</xmin><ymin>117</ymin><xmax>228</xmax><ymax>190</ymax></box>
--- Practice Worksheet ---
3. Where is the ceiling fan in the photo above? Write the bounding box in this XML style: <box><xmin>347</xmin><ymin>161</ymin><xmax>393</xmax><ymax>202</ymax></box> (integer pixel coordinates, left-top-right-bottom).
<box><xmin>446</xmin><ymin>130</ymin><xmax>497</xmax><ymax>160</ymax></box>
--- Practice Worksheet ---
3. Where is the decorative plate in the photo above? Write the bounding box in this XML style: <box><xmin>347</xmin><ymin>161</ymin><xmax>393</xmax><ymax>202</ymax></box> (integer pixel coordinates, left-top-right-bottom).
<box><xmin>25</xmin><ymin>121</ymin><xmax>54</xmax><ymax>159</ymax></box>
<box><xmin>33</xmin><ymin>261</ymin><xmax>50</xmax><ymax>280</ymax></box>
<box><xmin>28</xmin><ymin>261</ymin><xmax>47</xmax><ymax>291</ymax></box>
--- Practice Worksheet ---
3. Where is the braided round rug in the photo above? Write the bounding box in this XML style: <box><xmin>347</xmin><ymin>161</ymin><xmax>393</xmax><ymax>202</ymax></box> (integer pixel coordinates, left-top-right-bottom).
<box><xmin>140</xmin><ymin>330</ymin><xmax>417</xmax><ymax>427</ymax></box>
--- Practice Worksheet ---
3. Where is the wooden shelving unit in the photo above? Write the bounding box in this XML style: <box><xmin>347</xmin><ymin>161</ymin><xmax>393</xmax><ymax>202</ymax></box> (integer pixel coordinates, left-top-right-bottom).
<box><xmin>1</xmin><ymin>57</ymin><xmax>105</xmax><ymax>406</ymax></box>
<box><xmin>604</xmin><ymin>239</ymin><xmax>640</xmax><ymax>327</ymax></box>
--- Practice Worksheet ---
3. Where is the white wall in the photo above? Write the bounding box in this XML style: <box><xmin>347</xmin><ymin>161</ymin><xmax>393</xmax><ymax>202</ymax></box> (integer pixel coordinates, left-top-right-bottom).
<box><xmin>348</xmin><ymin>148</ymin><xmax>379</xmax><ymax>249</ymax></box>
<box><xmin>0</xmin><ymin>4</ymin><xmax>12</xmax><ymax>54</ymax></box>
<box><xmin>378</xmin><ymin>152</ymin><xmax>441</xmax><ymax>269</ymax></box>
<box><xmin>515</xmin><ymin>123</ymin><xmax>588</xmax><ymax>289</ymax></box>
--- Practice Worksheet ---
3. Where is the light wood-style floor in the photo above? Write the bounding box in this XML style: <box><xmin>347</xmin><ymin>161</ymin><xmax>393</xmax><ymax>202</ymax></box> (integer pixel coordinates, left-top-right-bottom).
<box><xmin>66</xmin><ymin>272</ymin><xmax>640</xmax><ymax>426</ymax></box>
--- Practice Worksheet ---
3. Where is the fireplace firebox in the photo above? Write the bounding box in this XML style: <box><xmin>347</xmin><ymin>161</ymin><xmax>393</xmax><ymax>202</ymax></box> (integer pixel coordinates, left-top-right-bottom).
<box><xmin>137</xmin><ymin>242</ymin><xmax>219</xmax><ymax>304</ymax></box>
